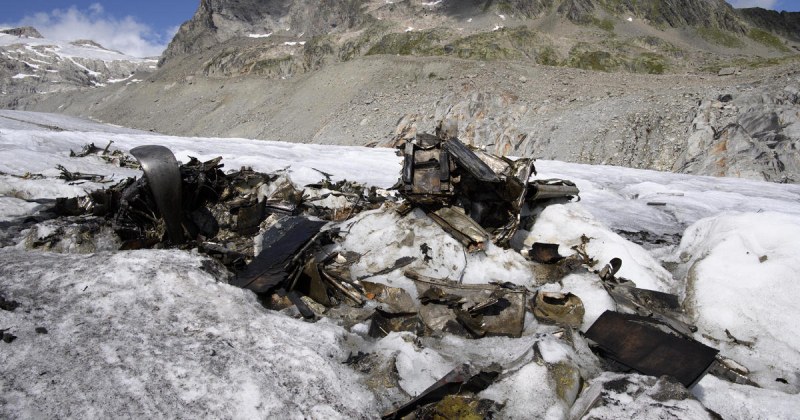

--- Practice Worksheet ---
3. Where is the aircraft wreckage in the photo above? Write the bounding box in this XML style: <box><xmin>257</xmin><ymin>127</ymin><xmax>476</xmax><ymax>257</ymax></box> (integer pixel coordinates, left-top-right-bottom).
<box><xmin>20</xmin><ymin>125</ymin><xmax>750</xmax><ymax>418</ymax></box>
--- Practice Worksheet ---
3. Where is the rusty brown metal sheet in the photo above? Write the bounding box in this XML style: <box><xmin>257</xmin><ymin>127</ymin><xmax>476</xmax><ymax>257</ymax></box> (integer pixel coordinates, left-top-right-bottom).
<box><xmin>406</xmin><ymin>270</ymin><xmax>527</xmax><ymax>338</ymax></box>
<box><xmin>427</xmin><ymin>206</ymin><xmax>489</xmax><ymax>252</ymax></box>
<box><xmin>585</xmin><ymin>311</ymin><xmax>718</xmax><ymax>388</ymax></box>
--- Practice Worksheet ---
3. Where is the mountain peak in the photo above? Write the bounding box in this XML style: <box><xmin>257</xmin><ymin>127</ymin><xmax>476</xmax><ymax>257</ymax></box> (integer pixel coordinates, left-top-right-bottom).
<box><xmin>0</xmin><ymin>26</ymin><xmax>43</xmax><ymax>39</ymax></box>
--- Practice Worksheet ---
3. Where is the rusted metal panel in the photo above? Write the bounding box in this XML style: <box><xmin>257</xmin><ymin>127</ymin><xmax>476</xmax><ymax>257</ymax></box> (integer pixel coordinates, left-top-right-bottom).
<box><xmin>585</xmin><ymin>311</ymin><xmax>718</xmax><ymax>388</ymax></box>
<box><xmin>427</xmin><ymin>207</ymin><xmax>489</xmax><ymax>252</ymax></box>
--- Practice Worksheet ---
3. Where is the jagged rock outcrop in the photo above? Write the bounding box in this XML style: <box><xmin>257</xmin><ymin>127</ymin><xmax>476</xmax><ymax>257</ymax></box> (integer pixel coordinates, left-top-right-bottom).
<box><xmin>160</xmin><ymin>0</ymin><xmax>368</xmax><ymax>66</ymax></box>
<box><xmin>738</xmin><ymin>8</ymin><xmax>800</xmax><ymax>42</ymax></box>
<box><xmin>387</xmin><ymin>91</ymin><xmax>530</xmax><ymax>156</ymax></box>
<box><xmin>603</xmin><ymin>0</ymin><xmax>744</xmax><ymax>32</ymax></box>
<box><xmin>674</xmin><ymin>83</ymin><xmax>800</xmax><ymax>182</ymax></box>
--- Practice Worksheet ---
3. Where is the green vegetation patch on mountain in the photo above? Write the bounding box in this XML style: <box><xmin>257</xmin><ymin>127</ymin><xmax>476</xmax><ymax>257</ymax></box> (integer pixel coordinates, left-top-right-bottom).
<box><xmin>365</xmin><ymin>27</ymin><xmax>553</xmax><ymax>62</ymax></box>
<box><xmin>697</xmin><ymin>27</ymin><xmax>745</xmax><ymax>48</ymax></box>
<box><xmin>566</xmin><ymin>42</ymin><xmax>666</xmax><ymax>74</ymax></box>
<box><xmin>366</xmin><ymin>29</ymin><xmax>447</xmax><ymax>56</ymax></box>
<box><xmin>747</xmin><ymin>28</ymin><xmax>790</xmax><ymax>52</ymax></box>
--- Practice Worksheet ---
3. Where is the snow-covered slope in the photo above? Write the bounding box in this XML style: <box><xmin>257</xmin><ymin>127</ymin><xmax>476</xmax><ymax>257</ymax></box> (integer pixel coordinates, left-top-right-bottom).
<box><xmin>0</xmin><ymin>29</ymin><xmax>156</xmax><ymax>106</ymax></box>
<box><xmin>1</xmin><ymin>110</ymin><xmax>800</xmax><ymax>418</ymax></box>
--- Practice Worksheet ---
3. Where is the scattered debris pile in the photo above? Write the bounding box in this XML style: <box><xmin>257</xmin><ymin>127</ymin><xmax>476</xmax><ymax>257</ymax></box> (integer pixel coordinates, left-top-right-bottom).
<box><xmin>11</xmin><ymin>126</ymin><xmax>757</xmax><ymax>418</ymax></box>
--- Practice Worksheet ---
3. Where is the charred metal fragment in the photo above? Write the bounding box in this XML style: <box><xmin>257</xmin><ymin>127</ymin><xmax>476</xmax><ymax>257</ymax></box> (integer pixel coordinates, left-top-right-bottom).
<box><xmin>528</xmin><ymin>242</ymin><xmax>566</xmax><ymax>264</ymax></box>
<box><xmin>368</xmin><ymin>309</ymin><xmax>426</xmax><ymax>338</ymax></box>
<box><xmin>231</xmin><ymin>216</ymin><xmax>327</xmax><ymax>294</ymax></box>
<box><xmin>382</xmin><ymin>364</ymin><xmax>501</xmax><ymax>420</ymax></box>
<box><xmin>319</xmin><ymin>268</ymin><xmax>365</xmax><ymax>306</ymax></box>
<box><xmin>443</xmin><ymin>138</ymin><xmax>502</xmax><ymax>183</ymax></box>
<box><xmin>343</xmin><ymin>351</ymin><xmax>369</xmax><ymax>366</ymax></box>
<box><xmin>401</xmin><ymin>133</ymin><xmax>454</xmax><ymax>202</ymax></box>
<box><xmin>361</xmin><ymin>281</ymin><xmax>417</xmax><ymax>314</ymax></box>
<box><xmin>407</xmin><ymin>270</ymin><xmax>527</xmax><ymax>338</ymax></box>
<box><xmin>69</xmin><ymin>141</ymin><xmax>140</xmax><ymax>168</ymax></box>
<box><xmin>709</xmin><ymin>355</ymin><xmax>759</xmax><ymax>386</ymax></box>
<box><xmin>527</xmin><ymin>179</ymin><xmax>580</xmax><ymax>202</ymax></box>
<box><xmin>70</xmin><ymin>142</ymin><xmax>104</xmax><ymax>157</ymax></box>
<box><xmin>419</xmin><ymin>286</ymin><xmax>465</xmax><ymax>307</ymax></box>
<box><xmin>56</xmin><ymin>164</ymin><xmax>106</xmax><ymax>183</ymax></box>
<box><xmin>284</xmin><ymin>289</ymin><xmax>317</xmax><ymax>319</ymax></box>
<box><xmin>598</xmin><ymin>258</ymin><xmax>695</xmax><ymax>337</ymax></box>
<box><xmin>585</xmin><ymin>310</ymin><xmax>718</xmax><ymax>388</ymax></box>
<box><xmin>294</xmin><ymin>259</ymin><xmax>333</xmax><ymax>306</ymax></box>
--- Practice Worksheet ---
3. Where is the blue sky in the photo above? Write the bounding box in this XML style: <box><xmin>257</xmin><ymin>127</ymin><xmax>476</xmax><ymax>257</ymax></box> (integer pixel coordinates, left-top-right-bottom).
<box><xmin>1</xmin><ymin>1</ymin><xmax>198</xmax><ymax>57</ymax></box>
<box><xmin>1</xmin><ymin>1</ymin><xmax>798</xmax><ymax>57</ymax></box>
<box><xmin>729</xmin><ymin>0</ymin><xmax>800</xmax><ymax>10</ymax></box>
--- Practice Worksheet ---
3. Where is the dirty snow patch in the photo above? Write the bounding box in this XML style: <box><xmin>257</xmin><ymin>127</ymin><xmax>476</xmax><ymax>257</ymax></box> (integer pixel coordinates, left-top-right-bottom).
<box><xmin>0</xmin><ymin>249</ymin><xmax>377</xmax><ymax>418</ymax></box>
<box><xmin>677</xmin><ymin>212</ymin><xmax>800</xmax><ymax>391</ymax></box>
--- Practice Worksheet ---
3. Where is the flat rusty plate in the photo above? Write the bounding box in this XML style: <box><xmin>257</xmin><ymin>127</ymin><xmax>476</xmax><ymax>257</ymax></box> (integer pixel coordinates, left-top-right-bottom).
<box><xmin>585</xmin><ymin>310</ymin><xmax>718</xmax><ymax>388</ymax></box>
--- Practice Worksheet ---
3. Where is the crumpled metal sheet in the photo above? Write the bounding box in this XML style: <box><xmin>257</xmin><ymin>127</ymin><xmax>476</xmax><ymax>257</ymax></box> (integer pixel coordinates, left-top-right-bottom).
<box><xmin>368</xmin><ymin>309</ymin><xmax>426</xmax><ymax>338</ymax></box>
<box><xmin>361</xmin><ymin>281</ymin><xmax>417</xmax><ymax>314</ymax></box>
<box><xmin>396</xmin><ymin>132</ymin><xmax>574</xmax><ymax>250</ymax></box>
<box><xmin>532</xmin><ymin>291</ymin><xmax>585</xmax><ymax>329</ymax></box>
<box><xmin>231</xmin><ymin>216</ymin><xmax>327</xmax><ymax>293</ymax></box>
<box><xmin>406</xmin><ymin>270</ymin><xmax>527</xmax><ymax>338</ymax></box>
<box><xmin>598</xmin><ymin>258</ymin><xmax>695</xmax><ymax>337</ymax></box>
<box><xmin>381</xmin><ymin>363</ymin><xmax>501</xmax><ymax>420</ymax></box>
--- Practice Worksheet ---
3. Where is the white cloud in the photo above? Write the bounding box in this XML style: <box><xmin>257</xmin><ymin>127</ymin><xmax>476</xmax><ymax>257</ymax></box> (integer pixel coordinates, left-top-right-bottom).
<box><xmin>727</xmin><ymin>0</ymin><xmax>779</xmax><ymax>9</ymax></box>
<box><xmin>88</xmin><ymin>3</ymin><xmax>104</xmax><ymax>15</ymax></box>
<box><xmin>2</xmin><ymin>4</ymin><xmax>168</xmax><ymax>58</ymax></box>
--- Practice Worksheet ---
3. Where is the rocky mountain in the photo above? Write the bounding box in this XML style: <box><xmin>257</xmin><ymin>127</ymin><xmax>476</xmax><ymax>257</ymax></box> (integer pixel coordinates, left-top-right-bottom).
<box><xmin>739</xmin><ymin>7</ymin><xmax>800</xmax><ymax>42</ymax></box>
<box><xmin>7</xmin><ymin>0</ymin><xmax>800</xmax><ymax>183</ymax></box>
<box><xmin>157</xmin><ymin>0</ymin><xmax>787</xmax><ymax>79</ymax></box>
<box><xmin>0</xmin><ymin>28</ymin><xmax>158</xmax><ymax>108</ymax></box>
